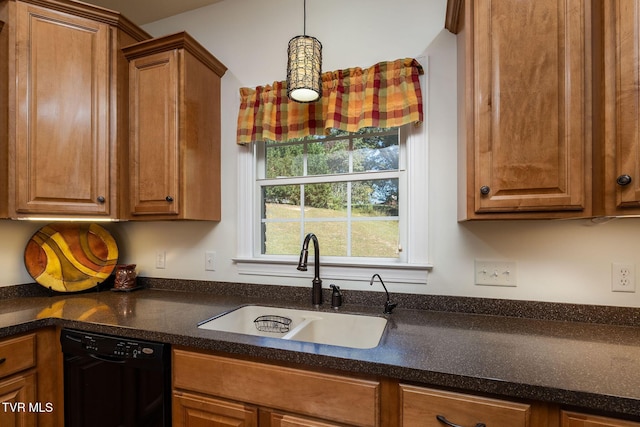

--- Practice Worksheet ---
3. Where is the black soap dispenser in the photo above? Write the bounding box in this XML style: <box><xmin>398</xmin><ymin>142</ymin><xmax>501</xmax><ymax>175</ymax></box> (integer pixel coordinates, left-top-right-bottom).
<box><xmin>330</xmin><ymin>284</ymin><xmax>342</xmax><ymax>310</ymax></box>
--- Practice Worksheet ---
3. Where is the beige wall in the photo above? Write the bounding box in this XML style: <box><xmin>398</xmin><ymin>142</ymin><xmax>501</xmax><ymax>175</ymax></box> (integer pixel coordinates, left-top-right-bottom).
<box><xmin>2</xmin><ymin>0</ymin><xmax>640</xmax><ymax>309</ymax></box>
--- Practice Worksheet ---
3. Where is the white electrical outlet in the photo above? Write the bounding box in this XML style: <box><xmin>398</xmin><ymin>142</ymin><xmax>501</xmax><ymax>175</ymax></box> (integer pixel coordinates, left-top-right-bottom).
<box><xmin>612</xmin><ymin>263</ymin><xmax>636</xmax><ymax>292</ymax></box>
<box><xmin>155</xmin><ymin>251</ymin><xmax>166</xmax><ymax>269</ymax></box>
<box><xmin>475</xmin><ymin>260</ymin><xmax>517</xmax><ymax>287</ymax></box>
<box><xmin>205</xmin><ymin>251</ymin><xmax>216</xmax><ymax>271</ymax></box>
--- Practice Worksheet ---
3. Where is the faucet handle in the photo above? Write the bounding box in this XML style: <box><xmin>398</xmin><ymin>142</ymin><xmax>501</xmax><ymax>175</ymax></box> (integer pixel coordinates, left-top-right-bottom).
<box><xmin>330</xmin><ymin>284</ymin><xmax>342</xmax><ymax>309</ymax></box>
<box><xmin>384</xmin><ymin>300</ymin><xmax>397</xmax><ymax>314</ymax></box>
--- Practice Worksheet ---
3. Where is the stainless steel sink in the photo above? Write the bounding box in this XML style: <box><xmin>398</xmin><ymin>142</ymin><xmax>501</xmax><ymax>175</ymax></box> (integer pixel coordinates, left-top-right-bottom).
<box><xmin>198</xmin><ymin>305</ymin><xmax>387</xmax><ymax>349</ymax></box>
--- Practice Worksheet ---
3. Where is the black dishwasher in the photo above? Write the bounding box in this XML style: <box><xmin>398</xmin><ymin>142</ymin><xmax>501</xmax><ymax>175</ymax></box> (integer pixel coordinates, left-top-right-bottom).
<box><xmin>60</xmin><ymin>329</ymin><xmax>171</xmax><ymax>427</ymax></box>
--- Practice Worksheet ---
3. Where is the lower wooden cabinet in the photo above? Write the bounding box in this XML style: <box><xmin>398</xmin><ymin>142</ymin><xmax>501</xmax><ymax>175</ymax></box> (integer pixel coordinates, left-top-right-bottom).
<box><xmin>172</xmin><ymin>389</ymin><xmax>356</xmax><ymax>427</ymax></box>
<box><xmin>0</xmin><ymin>328</ymin><xmax>61</xmax><ymax>427</ymax></box>
<box><xmin>562</xmin><ymin>411</ymin><xmax>640</xmax><ymax>427</ymax></box>
<box><xmin>172</xmin><ymin>349</ymin><xmax>640</xmax><ymax>427</ymax></box>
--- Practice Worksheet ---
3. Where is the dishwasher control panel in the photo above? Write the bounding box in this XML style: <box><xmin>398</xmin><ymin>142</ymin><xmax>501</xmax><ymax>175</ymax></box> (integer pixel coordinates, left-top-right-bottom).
<box><xmin>81</xmin><ymin>334</ymin><xmax>156</xmax><ymax>358</ymax></box>
<box><xmin>61</xmin><ymin>329</ymin><xmax>167</xmax><ymax>368</ymax></box>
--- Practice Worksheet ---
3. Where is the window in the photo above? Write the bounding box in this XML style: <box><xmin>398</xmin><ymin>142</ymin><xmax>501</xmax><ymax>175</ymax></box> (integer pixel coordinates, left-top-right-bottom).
<box><xmin>257</xmin><ymin>127</ymin><xmax>405</xmax><ymax>261</ymax></box>
<box><xmin>235</xmin><ymin>57</ymin><xmax>431</xmax><ymax>284</ymax></box>
<box><xmin>236</xmin><ymin>123</ymin><xmax>431</xmax><ymax>284</ymax></box>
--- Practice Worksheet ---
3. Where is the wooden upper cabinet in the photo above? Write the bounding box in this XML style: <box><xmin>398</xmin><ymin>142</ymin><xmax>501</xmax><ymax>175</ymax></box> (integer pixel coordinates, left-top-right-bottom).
<box><xmin>124</xmin><ymin>32</ymin><xmax>227</xmax><ymax>220</ymax></box>
<box><xmin>1</xmin><ymin>0</ymin><xmax>149</xmax><ymax>219</ymax></box>
<box><xmin>598</xmin><ymin>0</ymin><xmax>640</xmax><ymax>215</ymax></box>
<box><xmin>0</xmin><ymin>9</ymin><xmax>8</xmax><ymax>219</ymax></box>
<box><xmin>13</xmin><ymin>2</ymin><xmax>110</xmax><ymax>216</ymax></box>
<box><xmin>450</xmin><ymin>0</ymin><xmax>592</xmax><ymax>220</ymax></box>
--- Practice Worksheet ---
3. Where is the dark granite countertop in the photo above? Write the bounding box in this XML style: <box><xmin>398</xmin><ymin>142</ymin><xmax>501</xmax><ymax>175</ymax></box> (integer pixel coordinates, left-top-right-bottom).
<box><xmin>1</xmin><ymin>283</ymin><xmax>639</xmax><ymax>420</ymax></box>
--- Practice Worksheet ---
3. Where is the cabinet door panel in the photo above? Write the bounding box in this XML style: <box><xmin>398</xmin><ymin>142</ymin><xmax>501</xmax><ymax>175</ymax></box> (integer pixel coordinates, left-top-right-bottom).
<box><xmin>173</xmin><ymin>391</ymin><xmax>258</xmax><ymax>427</ymax></box>
<box><xmin>608</xmin><ymin>1</ymin><xmax>640</xmax><ymax>208</ymax></box>
<box><xmin>129</xmin><ymin>50</ymin><xmax>179</xmax><ymax>216</ymax></box>
<box><xmin>473</xmin><ymin>0</ymin><xmax>588</xmax><ymax>213</ymax></box>
<box><xmin>0</xmin><ymin>373</ymin><xmax>37</xmax><ymax>427</ymax></box>
<box><xmin>14</xmin><ymin>3</ymin><xmax>110</xmax><ymax>215</ymax></box>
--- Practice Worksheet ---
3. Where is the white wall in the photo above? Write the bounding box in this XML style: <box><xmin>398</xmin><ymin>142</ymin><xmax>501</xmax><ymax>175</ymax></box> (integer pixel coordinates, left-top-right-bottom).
<box><xmin>2</xmin><ymin>0</ymin><xmax>640</xmax><ymax>309</ymax></box>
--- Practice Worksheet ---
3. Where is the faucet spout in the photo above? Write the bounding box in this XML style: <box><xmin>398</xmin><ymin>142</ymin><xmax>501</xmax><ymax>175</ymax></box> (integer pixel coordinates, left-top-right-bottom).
<box><xmin>297</xmin><ymin>233</ymin><xmax>322</xmax><ymax>306</ymax></box>
<box><xmin>370</xmin><ymin>273</ymin><xmax>397</xmax><ymax>314</ymax></box>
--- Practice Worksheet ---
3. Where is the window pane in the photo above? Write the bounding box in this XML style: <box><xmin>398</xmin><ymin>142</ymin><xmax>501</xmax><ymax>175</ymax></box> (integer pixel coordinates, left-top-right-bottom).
<box><xmin>303</xmin><ymin>182</ymin><xmax>347</xmax><ymax>218</ymax></box>
<box><xmin>353</xmin><ymin>134</ymin><xmax>399</xmax><ymax>172</ymax></box>
<box><xmin>304</xmin><ymin>222</ymin><xmax>348</xmax><ymax>257</ymax></box>
<box><xmin>265</xmin><ymin>144</ymin><xmax>303</xmax><ymax>178</ymax></box>
<box><xmin>262</xmin><ymin>185</ymin><xmax>301</xmax><ymax>255</ymax></box>
<box><xmin>263</xmin><ymin>185</ymin><xmax>300</xmax><ymax>219</ymax></box>
<box><xmin>351</xmin><ymin>220</ymin><xmax>399</xmax><ymax>258</ymax></box>
<box><xmin>308</xmin><ymin>140</ymin><xmax>349</xmax><ymax>175</ymax></box>
<box><xmin>352</xmin><ymin>179</ymin><xmax>399</xmax><ymax>216</ymax></box>
<box><xmin>263</xmin><ymin>222</ymin><xmax>300</xmax><ymax>255</ymax></box>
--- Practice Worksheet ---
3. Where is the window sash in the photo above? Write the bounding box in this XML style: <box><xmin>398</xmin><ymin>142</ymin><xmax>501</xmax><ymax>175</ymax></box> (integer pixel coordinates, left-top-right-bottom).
<box><xmin>255</xmin><ymin>128</ymin><xmax>406</xmax><ymax>262</ymax></box>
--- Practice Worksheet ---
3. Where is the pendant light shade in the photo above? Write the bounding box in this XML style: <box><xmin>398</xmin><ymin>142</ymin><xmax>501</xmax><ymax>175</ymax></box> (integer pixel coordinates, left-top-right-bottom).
<box><xmin>287</xmin><ymin>1</ymin><xmax>322</xmax><ymax>103</ymax></box>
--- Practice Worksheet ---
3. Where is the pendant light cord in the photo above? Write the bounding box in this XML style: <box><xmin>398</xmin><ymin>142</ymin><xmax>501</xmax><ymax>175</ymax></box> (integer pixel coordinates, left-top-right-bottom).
<box><xmin>303</xmin><ymin>0</ymin><xmax>307</xmax><ymax>36</ymax></box>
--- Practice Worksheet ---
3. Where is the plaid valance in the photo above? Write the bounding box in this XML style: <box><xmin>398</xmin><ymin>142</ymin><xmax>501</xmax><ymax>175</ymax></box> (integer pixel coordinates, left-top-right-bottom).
<box><xmin>236</xmin><ymin>58</ymin><xmax>424</xmax><ymax>145</ymax></box>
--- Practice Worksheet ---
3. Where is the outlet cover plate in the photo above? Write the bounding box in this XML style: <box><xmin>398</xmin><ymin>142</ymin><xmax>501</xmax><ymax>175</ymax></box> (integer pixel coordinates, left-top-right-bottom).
<box><xmin>612</xmin><ymin>263</ymin><xmax>636</xmax><ymax>293</ymax></box>
<box><xmin>475</xmin><ymin>260</ymin><xmax>517</xmax><ymax>287</ymax></box>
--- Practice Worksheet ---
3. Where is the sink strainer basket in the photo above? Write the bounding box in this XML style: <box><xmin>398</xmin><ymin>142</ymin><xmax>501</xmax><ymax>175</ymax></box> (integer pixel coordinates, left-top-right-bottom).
<box><xmin>254</xmin><ymin>315</ymin><xmax>292</xmax><ymax>333</ymax></box>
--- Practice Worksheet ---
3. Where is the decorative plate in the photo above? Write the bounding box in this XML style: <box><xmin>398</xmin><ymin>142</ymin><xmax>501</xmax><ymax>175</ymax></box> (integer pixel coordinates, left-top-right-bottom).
<box><xmin>24</xmin><ymin>223</ymin><xmax>118</xmax><ymax>293</ymax></box>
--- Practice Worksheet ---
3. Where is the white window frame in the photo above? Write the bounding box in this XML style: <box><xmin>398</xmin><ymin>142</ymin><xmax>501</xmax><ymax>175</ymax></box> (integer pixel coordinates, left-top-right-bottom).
<box><xmin>234</xmin><ymin>57</ymin><xmax>432</xmax><ymax>284</ymax></box>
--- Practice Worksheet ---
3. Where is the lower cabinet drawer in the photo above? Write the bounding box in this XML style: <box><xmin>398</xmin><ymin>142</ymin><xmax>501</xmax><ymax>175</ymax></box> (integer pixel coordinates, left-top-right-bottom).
<box><xmin>400</xmin><ymin>384</ymin><xmax>531</xmax><ymax>427</ymax></box>
<box><xmin>0</xmin><ymin>334</ymin><xmax>36</xmax><ymax>379</ymax></box>
<box><xmin>173</xmin><ymin>349</ymin><xmax>380</xmax><ymax>427</ymax></box>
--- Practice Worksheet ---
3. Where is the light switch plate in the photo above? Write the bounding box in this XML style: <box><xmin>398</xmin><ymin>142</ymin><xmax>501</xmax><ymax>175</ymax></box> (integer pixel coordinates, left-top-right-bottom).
<box><xmin>205</xmin><ymin>251</ymin><xmax>216</xmax><ymax>271</ymax></box>
<box><xmin>475</xmin><ymin>260</ymin><xmax>517</xmax><ymax>287</ymax></box>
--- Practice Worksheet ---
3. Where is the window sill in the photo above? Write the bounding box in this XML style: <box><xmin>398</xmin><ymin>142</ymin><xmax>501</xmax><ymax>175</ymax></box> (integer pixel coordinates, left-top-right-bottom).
<box><xmin>233</xmin><ymin>257</ymin><xmax>432</xmax><ymax>284</ymax></box>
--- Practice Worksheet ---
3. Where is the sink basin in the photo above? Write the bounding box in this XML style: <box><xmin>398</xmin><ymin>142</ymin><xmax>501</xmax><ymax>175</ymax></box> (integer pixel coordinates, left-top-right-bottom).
<box><xmin>198</xmin><ymin>305</ymin><xmax>387</xmax><ymax>349</ymax></box>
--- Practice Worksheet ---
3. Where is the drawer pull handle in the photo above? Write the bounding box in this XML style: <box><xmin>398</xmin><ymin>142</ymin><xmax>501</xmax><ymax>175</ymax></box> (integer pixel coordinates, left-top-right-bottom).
<box><xmin>436</xmin><ymin>414</ymin><xmax>486</xmax><ymax>427</ymax></box>
<box><xmin>0</xmin><ymin>357</ymin><xmax>6</xmax><ymax>365</ymax></box>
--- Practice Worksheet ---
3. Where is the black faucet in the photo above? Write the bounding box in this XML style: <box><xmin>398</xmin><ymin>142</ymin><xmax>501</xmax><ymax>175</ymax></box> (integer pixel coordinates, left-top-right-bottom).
<box><xmin>297</xmin><ymin>233</ymin><xmax>322</xmax><ymax>306</ymax></box>
<box><xmin>369</xmin><ymin>273</ymin><xmax>397</xmax><ymax>314</ymax></box>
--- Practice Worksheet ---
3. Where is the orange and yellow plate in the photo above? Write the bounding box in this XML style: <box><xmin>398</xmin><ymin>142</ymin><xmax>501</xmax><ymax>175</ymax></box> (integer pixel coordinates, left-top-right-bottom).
<box><xmin>24</xmin><ymin>223</ymin><xmax>119</xmax><ymax>293</ymax></box>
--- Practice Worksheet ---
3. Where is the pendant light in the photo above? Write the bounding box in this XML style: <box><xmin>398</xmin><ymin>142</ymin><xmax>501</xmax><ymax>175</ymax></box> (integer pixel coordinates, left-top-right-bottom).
<box><xmin>286</xmin><ymin>0</ymin><xmax>322</xmax><ymax>103</ymax></box>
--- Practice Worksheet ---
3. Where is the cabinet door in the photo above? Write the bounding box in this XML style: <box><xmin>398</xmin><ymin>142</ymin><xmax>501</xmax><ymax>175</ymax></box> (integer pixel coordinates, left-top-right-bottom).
<box><xmin>400</xmin><ymin>385</ymin><xmax>530</xmax><ymax>427</ymax></box>
<box><xmin>173</xmin><ymin>391</ymin><xmax>258</xmax><ymax>427</ymax></box>
<box><xmin>468</xmin><ymin>0</ymin><xmax>589</xmax><ymax>216</ymax></box>
<box><xmin>0</xmin><ymin>373</ymin><xmax>37</xmax><ymax>427</ymax></box>
<box><xmin>14</xmin><ymin>2</ymin><xmax>111</xmax><ymax>216</ymax></box>
<box><xmin>602</xmin><ymin>0</ymin><xmax>640</xmax><ymax>212</ymax></box>
<box><xmin>128</xmin><ymin>50</ymin><xmax>180</xmax><ymax>216</ymax></box>
<box><xmin>562</xmin><ymin>411</ymin><xmax>640</xmax><ymax>427</ymax></box>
